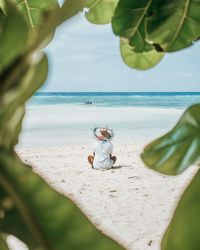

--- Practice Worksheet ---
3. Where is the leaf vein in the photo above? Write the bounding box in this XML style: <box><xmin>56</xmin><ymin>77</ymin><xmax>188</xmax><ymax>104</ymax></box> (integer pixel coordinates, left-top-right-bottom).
<box><xmin>129</xmin><ymin>0</ymin><xmax>153</xmax><ymax>39</ymax></box>
<box><xmin>16</xmin><ymin>1</ymin><xmax>25</xmax><ymax>7</ymax></box>
<box><xmin>185</xmin><ymin>15</ymin><xmax>200</xmax><ymax>26</ymax></box>
<box><xmin>169</xmin><ymin>0</ymin><xmax>191</xmax><ymax>48</ymax></box>
<box><xmin>24</xmin><ymin>0</ymin><xmax>34</xmax><ymax>28</ymax></box>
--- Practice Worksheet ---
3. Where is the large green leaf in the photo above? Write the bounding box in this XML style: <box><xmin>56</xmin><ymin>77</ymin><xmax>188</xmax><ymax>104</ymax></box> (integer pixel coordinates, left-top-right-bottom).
<box><xmin>28</xmin><ymin>0</ymin><xmax>86</xmax><ymax>52</ymax></box>
<box><xmin>0</xmin><ymin>234</ymin><xmax>9</xmax><ymax>250</ymax></box>
<box><xmin>146</xmin><ymin>0</ymin><xmax>200</xmax><ymax>52</ymax></box>
<box><xmin>141</xmin><ymin>104</ymin><xmax>200</xmax><ymax>175</ymax></box>
<box><xmin>0</xmin><ymin>0</ymin><xmax>29</xmax><ymax>72</ymax></box>
<box><xmin>0</xmin><ymin>0</ymin><xmax>86</xmax><ymax>147</ymax></box>
<box><xmin>0</xmin><ymin>151</ymin><xmax>124</xmax><ymax>250</ymax></box>
<box><xmin>0</xmin><ymin>53</ymin><xmax>48</xmax><ymax>149</ymax></box>
<box><xmin>0</xmin><ymin>0</ymin><xmax>85</xmax><ymax>73</ymax></box>
<box><xmin>0</xmin><ymin>7</ymin><xmax>6</xmax><ymax>36</ymax></box>
<box><xmin>120</xmin><ymin>38</ymin><xmax>164</xmax><ymax>70</ymax></box>
<box><xmin>0</xmin><ymin>0</ymin><xmax>85</xmax><ymax>89</ymax></box>
<box><xmin>0</xmin><ymin>185</ymin><xmax>35</xmax><ymax>249</ymax></box>
<box><xmin>112</xmin><ymin>0</ymin><xmax>154</xmax><ymax>52</ymax></box>
<box><xmin>14</xmin><ymin>0</ymin><xmax>59</xmax><ymax>28</ymax></box>
<box><xmin>0</xmin><ymin>0</ymin><xmax>6</xmax><ymax>14</ymax></box>
<box><xmin>161</xmin><ymin>169</ymin><xmax>200</xmax><ymax>250</ymax></box>
<box><xmin>0</xmin><ymin>2</ymin><xmax>123</xmax><ymax>249</ymax></box>
<box><xmin>85</xmin><ymin>0</ymin><xmax>119</xmax><ymax>24</ymax></box>
<box><xmin>13</xmin><ymin>0</ymin><xmax>60</xmax><ymax>46</ymax></box>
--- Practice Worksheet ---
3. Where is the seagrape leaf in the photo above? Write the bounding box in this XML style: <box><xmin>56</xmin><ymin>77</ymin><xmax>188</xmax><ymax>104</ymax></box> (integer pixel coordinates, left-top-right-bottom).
<box><xmin>0</xmin><ymin>53</ymin><xmax>48</xmax><ymax>150</ymax></box>
<box><xmin>58</xmin><ymin>0</ymin><xmax>86</xmax><ymax>24</ymax></box>
<box><xmin>0</xmin><ymin>151</ymin><xmax>124</xmax><ymax>250</ymax></box>
<box><xmin>0</xmin><ymin>234</ymin><xmax>9</xmax><ymax>250</ymax></box>
<box><xmin>0</xmin><ymin>7</ymin><xmax>6</xmax><ymax>32</ymax></box>
<box><xmin>85</xmin><ymin>0</ymin><xmax>119</xmax><ymax>24</ymax></box>
<box><xmin>29</xmin><ymin>0</ymin><xmax>86</xmax><ymax>51</ymax></box>
<box><xmin>112</xmin><ymin>0</ymin><xmax>154</xmax><ymax>52</ymax></box>
<box><xmin>120</xmin><ymin>38</ymin><xmax>164</xmax><ymax>70</ymax></box>
<box><xmin>0</xmin><ymin>0</ymin><xmax>85</xmax><ymax>73</ymax></box>
<box><xmin>0</xmin><ymin>186</ymin><xmax>35</xmax><ymax>249</ymax></box>
<box><xmin>0</xmin><ymin>1</ymin><xmax>121</xmax><ymax>250</ymax></box>
<box><xmin>14</xmin><ymin>0</ymin><xmax>60</xmax><ymax>28</ymax></box>
<box><xmin>141</xmin><ymin>104</ymin><xmax>200</xmax><ymax>175</ymax></box>
<box><xmin>161</xmin><ymin>169</ymin><xmax>200</xmax><ymax>250</ymax></box>
<box><xmin>13</xmin><ymin>0</ymin><xmax>60</xmax><ymax>46</ymax></box>
<box><xmin>146</xmin><ymin>0</ymin><xmax>200</xmax><ymax>52</ymax></box>
<box><xmin>0</xmin><ymin>0</ymin><xmax>6</xmax><ymax>14</ymax></box>
<box><xmin>0</xmin><ymin>0</ymin><xmax>85</xmax><ymax>88</ymax></box>
<box><xmin>0</xmin><ymin>0</ymin><xmax>29</xmax><ymax>72</ymax></box>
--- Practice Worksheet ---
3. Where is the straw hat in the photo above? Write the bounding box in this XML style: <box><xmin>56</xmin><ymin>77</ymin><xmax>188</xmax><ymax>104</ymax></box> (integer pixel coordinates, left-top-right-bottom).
<box><xmin>93</xmin><ymin>127</ymin><xmax>114</xmax><ymax>141</ymax></box>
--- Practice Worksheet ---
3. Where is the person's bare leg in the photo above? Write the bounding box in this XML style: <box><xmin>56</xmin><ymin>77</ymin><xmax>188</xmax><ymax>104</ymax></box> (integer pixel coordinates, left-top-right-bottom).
<box><xmin>88</xmin><ymin>155</ymin><xmax>94</xmax><ymax>166</ymax></box>
<box><xmin>111</xmin><ymin>156</ymin><xmax>117</xmax><ymax>164</ymax></box>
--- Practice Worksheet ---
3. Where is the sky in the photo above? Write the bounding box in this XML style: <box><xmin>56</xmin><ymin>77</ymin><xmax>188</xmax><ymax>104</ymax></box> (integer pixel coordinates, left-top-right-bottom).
<box><xmin>43</xmin><ymin>12</ymin><xmax>200</xmax><ymax>92</ymax></box>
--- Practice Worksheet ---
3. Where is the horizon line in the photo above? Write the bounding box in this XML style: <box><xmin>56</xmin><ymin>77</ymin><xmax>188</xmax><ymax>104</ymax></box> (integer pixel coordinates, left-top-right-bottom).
<box><xmin>37</xmin><ymin>91</ymin><xmax>200</xmax><ymax>93</ymax></box>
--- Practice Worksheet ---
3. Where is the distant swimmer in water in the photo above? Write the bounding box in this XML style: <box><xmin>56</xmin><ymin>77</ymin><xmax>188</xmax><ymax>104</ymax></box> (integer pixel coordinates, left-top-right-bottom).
<box><xmin>84</xmin><ymin>100</ymin><xmax>92</xmax><ymax>105</ymax></box>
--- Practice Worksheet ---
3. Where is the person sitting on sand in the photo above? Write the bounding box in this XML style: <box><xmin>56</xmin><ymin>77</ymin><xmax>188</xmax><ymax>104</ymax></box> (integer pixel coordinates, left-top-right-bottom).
<box><xmin>88</xmin><ymin>127</ymin><xmax>117</xmax><ymax>170</ymax></box>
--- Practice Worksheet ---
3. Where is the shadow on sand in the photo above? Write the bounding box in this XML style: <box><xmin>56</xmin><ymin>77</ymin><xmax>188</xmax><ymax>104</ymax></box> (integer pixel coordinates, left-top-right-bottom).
<box><xmin>111</xmin><ymin>165</ymin><xmax>130</xmax><ymax>170</ymax></box>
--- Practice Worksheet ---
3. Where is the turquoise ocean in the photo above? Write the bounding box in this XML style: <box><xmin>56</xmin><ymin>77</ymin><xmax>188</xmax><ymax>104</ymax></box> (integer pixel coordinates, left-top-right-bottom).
<box><xmin>18</xmin><ymin>92</ymin><xmax>200</xmax><ymax>147</ymax></box>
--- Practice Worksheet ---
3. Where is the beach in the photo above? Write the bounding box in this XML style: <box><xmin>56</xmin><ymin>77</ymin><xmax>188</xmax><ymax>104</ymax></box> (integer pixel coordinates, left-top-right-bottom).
<box><xmin>13</xmin><ymin>143</ymin><xmax>197</xmax><ymax>250</ymax></box>
<box><xmin>11</xmin><ymin>92</ymin><xmax>200</xmax><ymax>250</ymax></box>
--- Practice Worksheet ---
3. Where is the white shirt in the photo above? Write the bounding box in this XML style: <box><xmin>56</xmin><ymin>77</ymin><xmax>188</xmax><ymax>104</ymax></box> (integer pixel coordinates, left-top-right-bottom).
<box><xmin>92</xmin><ymin>140</ymin><xmax>113</xmax><ymax>170</ymax></box>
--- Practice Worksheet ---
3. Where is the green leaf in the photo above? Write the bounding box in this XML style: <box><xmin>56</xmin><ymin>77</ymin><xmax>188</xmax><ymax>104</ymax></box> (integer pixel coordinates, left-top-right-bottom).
<box><xmin>13</xmin><ymin>0</ymin><xmax>60</xmax><ymax>47</ymax></box>
<box><xmin>29</xmin><ymin>0</ymin><xmax>86</xmax><ymax>51</ymax></box>
<box><xmin>141</xmin><ymin>104</ymin><xmax>200</xmax><ymax>175</ymax></box>
<box><xmin>0</xmin><ymin>1</ymin><xmax>122</xmax><ymax>250</ymax></box>
<box><xmin>161</xmin><ymin>169</ymin><xmax>200</xmax><ymax>250</ymax></box>
<box><xmin>85</xmin><ymin>0</ymin><xmax>119</xmax><ymax>24</ymax></box>
<box><xmin>0</xmin><ymin>151</ymin><xmax>124</xmax><ymax>250</ymax></box>
<box><xmin>146</xmin><ymin>0</ymin><xmax>200</xmax><ymax>52</ymax></box>
<box><xmin>0</xmin><ymin>0</ymin><xmax>6</xmax><ymax>14</ymax></box>
<box><xmin>0</xmin><ymin>185</ymin><xmax>36</xmax><ymax>249</ymax></box>
<box><xmin>120</xmin><ymin>38</ymin><xmax>164</xmax><ymax>70</ymax></box>
<box><xmin>0</xmin><ymin>8</ymin><xmax>6</xmax><ymax>32</ymax></box>
<box><xmin>0</xmin><ymin>0</ymin><xmax>29</xmax><ymax>72</ymax></box>
<box><xmin>112</xmin><ymin>0</ymin><xmax>154</xmax><ymax>52</ymax></box>
<box><xmin>14</xmin><ymin>0</ymin><xmax>60</xmax><ymax>28</ymax></box>
<box><xmin>0</xmin><ymin>0</ymin><xmax>85</xmax><ymax>73</ymax></box>
<box><xmin>0</xmin><ymin>53</ymin><xmax>48</xmax><ymax>149</ymax></box>
<box><xmin>0</xmin><ymin>234</ymin><xmax>9</xmax><ymax>250</ymax></box>
<box><xmin>0</xmin><ymin>0</ymin><xmax>85</xmax><ymax>91</ymax></box>
<box><xmin>58</xmin><ymin>0</ymin><xmax>86</xmax><ymax>23</ymax></box>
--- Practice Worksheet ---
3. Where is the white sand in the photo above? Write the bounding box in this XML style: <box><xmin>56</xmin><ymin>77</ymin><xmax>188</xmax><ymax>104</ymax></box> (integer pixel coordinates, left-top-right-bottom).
<box><xmin>14</xmin><ymin>143</ymin><xmax>197</xmax><ymax>250</ymax></box>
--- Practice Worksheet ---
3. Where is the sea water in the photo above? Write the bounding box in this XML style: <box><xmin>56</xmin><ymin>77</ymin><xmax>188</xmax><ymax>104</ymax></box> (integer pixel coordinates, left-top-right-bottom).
<box><xmin>18</xmin><ymin>92</ymin><xmax>200</xmax><ymax>147</ymax></box>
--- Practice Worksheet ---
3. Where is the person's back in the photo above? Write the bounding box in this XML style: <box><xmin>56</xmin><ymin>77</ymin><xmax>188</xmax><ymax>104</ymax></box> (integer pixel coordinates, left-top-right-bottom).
<box><xmin>92</xmin><ymin>140</ymin><xmax>113</xmax><ymax>170</ymax></box>
<box><xmin>88</xmin><ymin>127</ymin><xmax>117</xmax><ymax>170</ymax></box>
